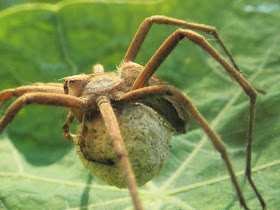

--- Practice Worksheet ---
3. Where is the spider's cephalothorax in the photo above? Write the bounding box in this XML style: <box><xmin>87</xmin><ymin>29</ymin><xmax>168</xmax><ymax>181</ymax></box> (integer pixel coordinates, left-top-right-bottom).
<box><xmin>0</xmin><ymin>16</ymin><xmax>265</xmax><ymax>210</ymax></box>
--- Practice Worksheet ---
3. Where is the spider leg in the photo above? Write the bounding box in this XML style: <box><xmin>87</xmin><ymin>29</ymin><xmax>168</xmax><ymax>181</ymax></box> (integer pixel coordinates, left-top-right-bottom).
<box><xmin>0</xmin><ymin>93</ymin><xmax>87</xmax><ymax>134</ymax></box>
<box><xmin>0</xmin><ymin>85</ymin><xmax>64</xmax><ymax>108</ymax></box>
<box><xmin>62</xmin><ymin>112</ymin><xmax>76</xmax><ymax>140</ymax></box>
<box><xmin>125</xmin><ymin>16</ymin><xmax>265</xmax><ymax>94</ymax></box>
<box><xmin>124</xmin><ymin>15</ymin><xmax>240</xmax><ymax>71</ymax></box>
<box><xmin>120</xmin><ymin>85</ymin><xmax>249</xmax><ymax>209</ymax></box>
<box><xmin>93</xmin><ymin>64</ymin><xmax>105</xmax><ymax>74</ymax></box>
<box><xmin>127</xmin><ymin>29</ymin><xmax>265</xmax><ymax>208</ymax></box>
<box><xmin>97</xmin><ymin>96</ymin><xmax>143</xmax><ymax>210</ymax></box>
<box><xmin>31</xmin><ymin>82</ymin><xmax>63</xmax><ymax>87</ymax></box>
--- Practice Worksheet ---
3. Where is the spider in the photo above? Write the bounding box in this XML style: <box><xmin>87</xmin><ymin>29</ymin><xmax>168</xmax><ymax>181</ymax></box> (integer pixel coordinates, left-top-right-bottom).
<box><xmin>0</xmin><ymin>16</ymin><xmax>265</xmax><ymax>209</ymax></box>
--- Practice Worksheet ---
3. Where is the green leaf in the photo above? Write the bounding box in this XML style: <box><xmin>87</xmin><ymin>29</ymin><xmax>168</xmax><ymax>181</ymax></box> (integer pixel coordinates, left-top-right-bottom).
<box><xmin>0</xmin><ymin>0</ymin><xmax>279</xmax><ymax>209</ymax></box>
<box><xmin>0</xmin><ymin>0</ymin><xmax>63</xmax><ymax>11</ymax></box>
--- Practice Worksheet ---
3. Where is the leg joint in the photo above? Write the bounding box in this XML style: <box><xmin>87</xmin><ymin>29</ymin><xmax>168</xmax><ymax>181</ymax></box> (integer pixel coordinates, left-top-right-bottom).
<box><xmin>250</xmin><ymin>89</ymin><xmax>257</xmax><ymax>102</ymax></box>
<box><xmin>209</xmin><ymin>27</ymin><xmax>217</xmax><ymax>34</ymax></box>
<box><xmin>142</xmin><ymin>17</ymin><xmax>153</xmax><ymax>27</ymax></box>
<box><xmin>97</xmin><ymin>96</ymin><xmax>110</xmax><ymax>107</ymax></box>
<box><xmin>244</xmin><ymin>87</ymin><xmax>257</xmax><ymax>103</ymax></box>
<box><xmin>149</xmin><ymin>15</ymin><xmax>167</xmax><ymax>24</ymax></box>
<box><xmin>176</xmin><ymin>29</ymin><xmax>205</xmax><ymax>45</ymax></box>
<box><xmin>20</xmin><ymin>94</ymin><xmax>30</xmax><ymax>104</ymax></box>
<box><xmin>115</xmin><ymin>146</ymin><xmax>127</xmax><ymax>160</ymax></box>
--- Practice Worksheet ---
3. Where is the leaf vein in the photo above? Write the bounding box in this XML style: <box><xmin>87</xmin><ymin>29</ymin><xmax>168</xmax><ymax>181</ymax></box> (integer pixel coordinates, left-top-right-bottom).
<box><xmin>166</xmin><ymin>159</ymin><xmax>280</xmax><ymax>196</ymax></box>
<box><xmin>0</xmin><ymin>171</ymin><xmax>126</xmax><ymax>192</ymax></box>
<box><xmin>70</xmin><ymin>197</ymin><xmax>131</xmax><ymax>210</ymax></box>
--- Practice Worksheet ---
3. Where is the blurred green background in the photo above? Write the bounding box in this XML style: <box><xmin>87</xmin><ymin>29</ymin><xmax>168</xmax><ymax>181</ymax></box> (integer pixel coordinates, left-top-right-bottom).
<box><xmin>0</xmin><ymin>0</ymin><xmax>279</xmax><ymax>209</ymax></box>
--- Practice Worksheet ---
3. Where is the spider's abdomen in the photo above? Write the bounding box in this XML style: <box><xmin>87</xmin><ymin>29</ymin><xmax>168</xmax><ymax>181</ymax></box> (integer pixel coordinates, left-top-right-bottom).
<box><xmin>74</xmin><ymin>103</ymin><xmax>171</xmax><ymax>188</ymax></box>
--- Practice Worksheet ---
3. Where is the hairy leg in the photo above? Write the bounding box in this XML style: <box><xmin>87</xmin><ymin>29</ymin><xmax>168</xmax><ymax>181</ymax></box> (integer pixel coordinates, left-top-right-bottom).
<box><xmin>125</xmin><ymin>16</ymin><xmax>265</xmax><ymax>94</ymax></box>
<box><xmin>120</xmin><ymin>85</ymin><xmax>250</xmax><ymax>209</ymax></box>
<box><xmin>62</xmin><ymin>112</ymin><xmax>76</xmax><ymax>140</ymax></box>
<box><xmin>93</xmin><ymin>64</ymin><xmax>105</xmax><ymax>74</ymax></box>
<box><xmin>0</xmin><ymin>93</ymin><xmax>87</xmax><ymax>134</ymax></box>
<box><xmin>124</xmin><ymin>15</ymin><xmax>240</xmax><ymax>71</ymax></box>
<box><xmin>97</xmin><ymin>96</ymin><xmax>143</xmax><ymax>210</ymax></box>
<box><xmin>130</xmin><ymin>28</ymin><xmax>264</xmax><ymax>208</ymax></box>
<box><xmin>0</xmin><ymin>86</ymin><xmax>64</xmax><ymax>104</ymax></box>
<box><xmin>31</xmin><ymin>82</ymin><xmax>63</xmax><ymax>87</ymax></box>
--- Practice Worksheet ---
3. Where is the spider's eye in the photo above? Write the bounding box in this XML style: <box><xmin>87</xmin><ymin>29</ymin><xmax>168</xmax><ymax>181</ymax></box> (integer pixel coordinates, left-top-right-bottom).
<box><xmin>69</xmin><ymin>80</ymin><xmax>75</xmax><ymax>84</ymax></box>
<box><xmin>63</xmin><ymin>85</ymin><xmax>68</xmax><ymax>90</ymax></box>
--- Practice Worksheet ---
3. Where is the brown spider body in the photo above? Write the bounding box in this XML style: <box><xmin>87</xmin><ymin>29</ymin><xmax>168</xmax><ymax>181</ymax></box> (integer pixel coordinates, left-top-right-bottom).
<box><xmin>63</xmin><ymin>62</ymin><xmax>189</xmax><ymax>133</ymax></box>
<box><xmin>0</xmin><ymin>16</ymin><xmax>266</xmax><ymax>210</ymax></box>
<box><xmin>61</xmin><ymin>62</ymin><xmax>178</xmax><ymax>188</ymax></box>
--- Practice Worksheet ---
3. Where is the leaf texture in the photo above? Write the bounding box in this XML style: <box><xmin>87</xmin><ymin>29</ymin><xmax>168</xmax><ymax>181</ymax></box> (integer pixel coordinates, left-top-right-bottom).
<box><xmin>0</xmin><ymin>0</ymin><xmax>279</xmax><ymax>209</ymax></box>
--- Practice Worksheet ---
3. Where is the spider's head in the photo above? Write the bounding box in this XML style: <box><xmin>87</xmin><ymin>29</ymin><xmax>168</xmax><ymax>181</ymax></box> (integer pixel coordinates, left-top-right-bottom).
<box><xmin>62</xmin><ymin>74</ymin><xmax>91</xmax><ymax>97</ymax></box>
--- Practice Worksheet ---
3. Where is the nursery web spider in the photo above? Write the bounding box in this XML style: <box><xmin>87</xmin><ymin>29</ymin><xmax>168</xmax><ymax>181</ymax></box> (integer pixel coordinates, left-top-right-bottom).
<box><xmin>0</xmin><ymin>16</ymin><xmax>265</xmax><ymax>209</ymax></box>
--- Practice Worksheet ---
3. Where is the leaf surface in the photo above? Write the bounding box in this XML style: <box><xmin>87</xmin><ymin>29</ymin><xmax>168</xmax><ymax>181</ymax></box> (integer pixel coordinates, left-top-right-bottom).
<box><xmin>0</xmin><ymin>0</ymin><xmax>279</xmax><ymax>209</ymax></box>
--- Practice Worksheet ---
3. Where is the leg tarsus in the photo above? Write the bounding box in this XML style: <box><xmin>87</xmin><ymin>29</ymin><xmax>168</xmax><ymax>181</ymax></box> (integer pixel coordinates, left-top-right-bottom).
<box><xmin>221</xmin><ymin>151</ymin><xmax>249</xmax><ymax>210</ymax></box>
<box><xmin>125</xmin><ymin>17</ymin><xmax>266</xmax><ymax>208</ymax></box>
<box><xmin>244</xmin><ymin>95</ymin><xmax>266</xmax><ymax>209</ymax></box>
<box><xmin>246</xmin><ymin>174</ymin><xmax>266</xmax><ymax>209</ymax></box>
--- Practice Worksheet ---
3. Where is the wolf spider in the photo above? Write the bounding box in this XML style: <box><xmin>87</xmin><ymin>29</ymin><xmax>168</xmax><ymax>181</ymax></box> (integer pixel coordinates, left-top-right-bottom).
<box><xmin>0</xmin><ymin>16</ymin><xmax>265</xmax><ymax>209</ymax></box>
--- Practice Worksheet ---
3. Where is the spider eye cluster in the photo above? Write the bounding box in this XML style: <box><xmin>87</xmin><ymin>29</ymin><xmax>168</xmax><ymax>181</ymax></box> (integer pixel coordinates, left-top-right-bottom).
<box><xmin>69</xmin><ymin>79</ymin><xmax>75</xmax><ymax>84</ymax></box>
<box><xmin>63</xmin><ymin>82</ymin><xmax>68</xmax><ymax>94</ymax></box>
<box><xmin>63</xmin><ymin>79</ymin><xmax>76</xmax><ymax>94</ymax></box>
